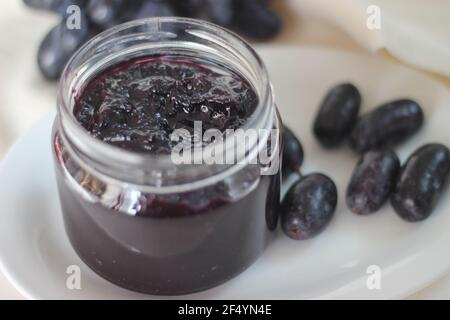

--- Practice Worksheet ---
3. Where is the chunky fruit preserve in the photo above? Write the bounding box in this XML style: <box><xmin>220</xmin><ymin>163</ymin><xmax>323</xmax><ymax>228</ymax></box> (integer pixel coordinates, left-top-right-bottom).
<box><xmin>73</xmin><ymin>56</ymin><xmax>258</xmax><ymax>153</ymax></box>
<box><xmin>53</xmin><ymin>18</ymin><xmax>281</xmax><ymax>295</ymax></box>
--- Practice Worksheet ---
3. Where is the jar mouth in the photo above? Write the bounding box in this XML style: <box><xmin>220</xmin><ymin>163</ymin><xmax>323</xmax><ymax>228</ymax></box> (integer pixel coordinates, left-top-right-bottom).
<box><xmin>57</xmin><ymin>17</ymin><xmax>275</xmax><ymax>188</ymax></box>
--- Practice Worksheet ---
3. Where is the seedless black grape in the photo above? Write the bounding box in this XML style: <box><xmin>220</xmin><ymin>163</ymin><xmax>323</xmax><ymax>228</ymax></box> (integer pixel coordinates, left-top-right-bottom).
<box><xmin>281</xmin><ymin>174</ymin><xmax>337</xmax><ymax>240</ymax></box>
<box><xmin>346</xmin><ymin>150</ymin><xmax>400</xmax><ymax>215</ymax></box>
<box><xmin>313</xmin><ymin>83</ymin><xmax>361</xmax><ymax>148</ymax></box>
<box><xmin>349</xmin><ymin>99</ymin><xmax>424</xmax><ymax>153</ymax></box>
<box><xmin>391</xmin><ymin>144</ymin><xmax>450</xmax><ymax>222</ymax></box>
<box><xmin>282</xmin><ymin>126</ymin><xmax>303</xmax><ymax>177</ymax></box>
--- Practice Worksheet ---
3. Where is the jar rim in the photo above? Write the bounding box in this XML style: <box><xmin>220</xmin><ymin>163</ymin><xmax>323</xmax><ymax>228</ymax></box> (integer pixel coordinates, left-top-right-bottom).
<box><xmin>56</xmin><ymin>17</ymin><xmax>276</xmax><ymax>189</ymax></box>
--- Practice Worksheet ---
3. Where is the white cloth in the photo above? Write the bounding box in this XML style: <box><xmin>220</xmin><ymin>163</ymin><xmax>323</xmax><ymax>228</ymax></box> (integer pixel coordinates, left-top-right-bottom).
<box><xmin>289</xmin><ymin>0</ymin><xmax>450</xmax><ymax>77</ymax></box>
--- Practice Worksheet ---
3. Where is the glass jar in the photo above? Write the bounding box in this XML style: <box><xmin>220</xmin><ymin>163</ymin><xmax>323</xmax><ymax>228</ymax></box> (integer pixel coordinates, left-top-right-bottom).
<box><xmin>53</xmin><ymin>17</ymin><xmax>281</xmax><ymax>295</ymax></box>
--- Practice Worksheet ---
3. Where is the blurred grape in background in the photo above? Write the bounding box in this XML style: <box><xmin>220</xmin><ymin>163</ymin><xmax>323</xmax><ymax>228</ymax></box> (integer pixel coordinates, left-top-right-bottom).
<box><xmin>23</xmin><ymin>0</ymin><xmax>283</xmax><ymax>80</ymax></box>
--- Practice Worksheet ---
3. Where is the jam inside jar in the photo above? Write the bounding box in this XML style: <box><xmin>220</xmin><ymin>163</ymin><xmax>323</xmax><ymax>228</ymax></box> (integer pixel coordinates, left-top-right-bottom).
<box><xmin>53</xmin><ymin>17</ymin><xmax>281</xmax><ymax>295</ymax></box>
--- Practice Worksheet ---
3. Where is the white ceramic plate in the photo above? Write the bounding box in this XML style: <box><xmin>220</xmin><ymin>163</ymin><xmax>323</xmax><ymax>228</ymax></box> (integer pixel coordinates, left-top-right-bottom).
<box><xmin>1</xmin><ymin>47</ymin><xmax>450</xmax><ymax>300</ymax></box>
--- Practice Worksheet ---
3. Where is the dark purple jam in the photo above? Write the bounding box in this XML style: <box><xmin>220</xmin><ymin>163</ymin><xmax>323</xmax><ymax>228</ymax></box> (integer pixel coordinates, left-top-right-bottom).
<box><xmin>73</xmin><ymin>56</ymin><xmax>258</xmax><ymax>153</ymax></box>
<box><xmin>55</xmin><ymin>56</ymin><xmax>280</xmax><ymax>295</ymax></box>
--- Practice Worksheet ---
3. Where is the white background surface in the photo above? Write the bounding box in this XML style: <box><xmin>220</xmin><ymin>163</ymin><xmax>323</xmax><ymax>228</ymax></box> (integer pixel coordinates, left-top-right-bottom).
<box><xmin>0</xmin><ymin>0</ymin><xmax>449</xmax><ymax>299</ymax></box>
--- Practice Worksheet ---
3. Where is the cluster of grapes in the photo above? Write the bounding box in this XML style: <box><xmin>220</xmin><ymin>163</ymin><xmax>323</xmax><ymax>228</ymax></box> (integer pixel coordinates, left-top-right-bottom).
<box><xmin>23</xmin><ymin>0</ymin><xmax>282</xmax><ymax>80</ymax></box>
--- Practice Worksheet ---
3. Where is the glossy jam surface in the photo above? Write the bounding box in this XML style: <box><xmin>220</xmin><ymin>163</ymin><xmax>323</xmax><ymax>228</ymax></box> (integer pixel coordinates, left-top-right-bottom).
<box><xmin>73</xmin><ymin>56</ymin><xmax>258</xmax><ymax>153</ymax></box>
